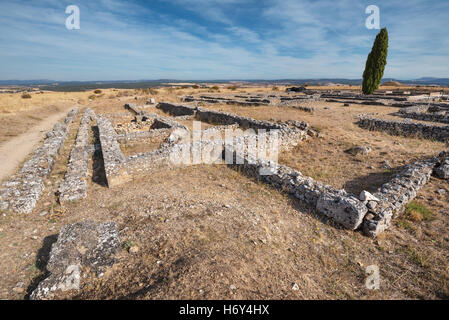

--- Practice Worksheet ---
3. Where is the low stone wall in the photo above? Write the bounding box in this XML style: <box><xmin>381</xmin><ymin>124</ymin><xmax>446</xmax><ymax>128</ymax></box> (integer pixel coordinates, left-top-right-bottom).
<box><xmin>291</xmin><ymin>105</ymin><xmax>315</xmax><ymax>113</ymax></box>
<box><xmin>157</xmin><ymin>102</ymin><xmax>196</xmax><ymax>117</ymax></box>
<box><xmin>396</xmin><ymin>106</ymin><xmax>449</xmax><ymax>124</ymax></box>
<box><xmin>362</xmin><ymin>157</ymin><xmax>438</xmax><ymax>237</ymax></box>
<box><xmin>96</xmin><ymin>115</ymin><xmax>127</xmax><ymax>187</ymax></box>
<box><xmin>58</xmin><ymin>108</ymin><xmax>95</xmax><ymax>202</ymax></box>
<box><xmin>195</xmin><ymin>108</ymin><xmax>279</xmax><ymax>130</ymax></box>
<box><xmin>155</xmin><ymin>102</ymin><xmax>308</xmax><ymax>148</ymax></box>
<box><xmin>182</xmin><ymin>96</ymin><xmax>271</xmax><ymax>106</ymax></box>
<box><xmin>0</xmin><ymin>108</ymin><xmax>79</xmax><ymax>213</ymax></box>
<box><xmin>227</xmin><ymin>150</ymin><xmax>368</xmax><ymax>230</ymax></box>
<box><xmin>116</xmin><ymin>129</ymin><xmax>170</xmax><ymax>143</ymax></box>
<box><xmin>357</xmin><ymin>115</ymin><xmax>449</xmax><ymax>142</ymax></box>
<box><xmin>142</xmin><ymin>112</ymin><xmax>188</xmax><ymax>130</ymax></box>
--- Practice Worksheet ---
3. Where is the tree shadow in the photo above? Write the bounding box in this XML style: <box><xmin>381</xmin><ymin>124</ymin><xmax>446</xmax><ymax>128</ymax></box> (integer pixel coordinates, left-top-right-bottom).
<box><xmin>24</xmin><ymin>234</ymin><xmax>58</xmax><ymax>300</ymax></box>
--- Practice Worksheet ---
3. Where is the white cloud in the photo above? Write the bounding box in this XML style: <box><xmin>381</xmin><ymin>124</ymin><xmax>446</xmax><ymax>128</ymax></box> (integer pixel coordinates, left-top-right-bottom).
<box><xmin>0</xmin><ymin>0</ymin><xmax>448</xmax><ymax>80</ymax></box>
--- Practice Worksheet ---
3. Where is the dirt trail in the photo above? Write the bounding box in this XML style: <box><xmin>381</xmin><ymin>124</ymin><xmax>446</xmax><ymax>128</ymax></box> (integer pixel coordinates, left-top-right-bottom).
<box><xmin>0</xmin><ymin>109</ymin><xmax>73</xmax><ymax>183</ymax></box>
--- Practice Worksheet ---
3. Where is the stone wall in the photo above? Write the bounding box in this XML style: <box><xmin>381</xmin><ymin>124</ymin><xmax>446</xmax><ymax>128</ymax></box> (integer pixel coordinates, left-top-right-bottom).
<box><xmin>116</xmin><ymin>129</ymin><xmax>170</xmax><ymax>144</ymax></box>
<box><xmin>363</xmin><ymin>157</ymin><xmax>438</xmax><ymax>237</ymax></box>
<box><xmin>182</xmin><ymin>96</ymin><xmax>271</xmax><ymax>106</ymax></box>
<box><xmin>227</xmin><ymin>150</ymin><xmax>368</xmax><ymax>230</ymax></box>
<box><xmin>357</xmin><ymin>115</ymin><xmax>449</xmax><ymax>142</ymax></box>
<box><xmin>396</xmin><ymin>105</ymin><xmax>449</xmax><ymax>124</ymax></box>
<box><xmin>155</xmin><ymin>102</ymin><xmax>308</xmax><ymax>149</ymax></box>
<box><xmin>58</xmin><ymin>108</ymin><xmax>95</xmax><ymax>202</ymax></box>
<box><xmin>96</xmin><ymin>115</ymin><xmax>127</xmax><ymax>187</ymax></box>
<box><xmin>157</xmin><ymin>102</ymin><xmax>196</xmax><ymax>117</ymax></box>
<box><xmin>0</xmin><ymin>108</ymin><xmax>79</xmax><ymax>213</ymax></box>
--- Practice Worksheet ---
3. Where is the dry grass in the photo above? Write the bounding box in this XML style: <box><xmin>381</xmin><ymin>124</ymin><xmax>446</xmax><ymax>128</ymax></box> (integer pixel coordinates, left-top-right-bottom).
<box><xmin>0</xmin><ymin>85</ymin><xmax>448</xmax><ymax>300</ymax></box>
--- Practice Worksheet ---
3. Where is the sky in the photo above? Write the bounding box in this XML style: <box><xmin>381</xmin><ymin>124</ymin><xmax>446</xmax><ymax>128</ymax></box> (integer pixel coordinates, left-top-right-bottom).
<box><xmin>0</xmin><ymin>0</ymin><xmax>448</xmax><ymax>81</ymax></box>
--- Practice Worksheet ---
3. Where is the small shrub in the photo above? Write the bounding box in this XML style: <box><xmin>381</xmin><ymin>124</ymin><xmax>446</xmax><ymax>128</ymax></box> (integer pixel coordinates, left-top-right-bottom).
<box><xmin>21</xmin><ymin>93</ymin><xmax>32</xmax><ymax>99</ymax></box>
<box><xmin>272</xmin><ymin>86</ymin><xmax>279</xmax><ymax>91</ymax></box>
<box><xmin>88</xmin><ymin>95</ymin><xmax>96</xmax><ymax>100</ymax></box>
<box><xmin>122</xmin><ymin>240</ymin><xmax>136</xmax><ymax>252</ymax></box>
<box><xmin>192</xmin><ymin>85</ymin><xmax>200</xmax><ymax>89</ymax></box>
<box><xmin>405</xmin><ymin>201</ymin><xmax>436</xmax><ymax>221</ymax></box>
<box><xmin>94</xmin><ymin>89</ymin><xmax>102</xmax><ymax>94</ymax></box>
<box><xmin>211</xmin><ymin>86</ymin><xmax>219</xmax><ymax>91</ymax></box>
<box><xmin>228</xmin><ymin>85</ymin><xmax>238</xmax><ymax>90</ymax></box>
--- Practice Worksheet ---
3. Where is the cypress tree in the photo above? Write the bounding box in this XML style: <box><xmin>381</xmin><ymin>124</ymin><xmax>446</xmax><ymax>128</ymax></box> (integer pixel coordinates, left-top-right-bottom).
<box><xmin>362</xmin><ymin>28</ymin><xmax>389</xmax><ymax>95</ymax></box>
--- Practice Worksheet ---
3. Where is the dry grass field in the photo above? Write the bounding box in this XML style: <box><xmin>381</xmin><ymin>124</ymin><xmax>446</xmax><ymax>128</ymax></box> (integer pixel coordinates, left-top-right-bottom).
<box><xmin>0</xmin><ymin>85</ymin><xmax>448</xmax><ymax>300</ymax></box>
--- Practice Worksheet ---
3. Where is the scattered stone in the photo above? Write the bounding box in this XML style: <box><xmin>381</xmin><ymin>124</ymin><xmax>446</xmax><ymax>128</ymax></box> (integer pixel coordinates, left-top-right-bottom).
<box><xmin>230</xmin><ymin>284</ymin><xmax>237</xmax><ymax>290</ymax></box>
<box><xmin>347</xmin><ymin>146</ymin><xmax>371</xmax><ymax>156</ymax></box>
<box><xmin>292</xmin><ymin>283</ymin><xmax>299</xmax><ymax>291</ymax></box>
<box><xmin>437</xmin><ymin>189</ymin><xmax>446</xmax><ymax>195</ymax></box>
<box><xmin>12</xmin><ymin>282</ymin><xmax>25</xmax><ymax>294</ymax></box>
<box><xmin>129</xmin><ymin>246</ymin><xmax>139</xmax><ymax>254</ymax></box>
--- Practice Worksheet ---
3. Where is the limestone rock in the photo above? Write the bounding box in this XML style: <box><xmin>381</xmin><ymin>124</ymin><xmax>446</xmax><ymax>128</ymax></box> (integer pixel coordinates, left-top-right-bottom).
<box><xmin>347</xmin><ymin>146</ymin><xmax>371</xmax><ymax>156</ymax></box>
<box><xmin>434</xmin><ymin>159</ymin><xmax>449</xmax><ymax>179</ymax></box>
<box><xmin>30</xmin><ymin>221</ymin><xmax>120</xmax><ymax>300</ymax></box>
<box><xmin>316</xmin><ymin>193</ymin><xmax>368</xmax><ymax>230</ymax></box>
<box><xmin>360</xmin><ymin>191</ymin><xmax>380</xmax><ymax>202</ymax></box>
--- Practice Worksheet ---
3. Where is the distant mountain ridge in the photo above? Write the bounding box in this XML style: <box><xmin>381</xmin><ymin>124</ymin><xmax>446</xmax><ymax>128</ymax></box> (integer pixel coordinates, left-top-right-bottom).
<box><xmin>1</xmin><ymin>78</ymin><xmax>448</xmax><ymax>88</ymax></box>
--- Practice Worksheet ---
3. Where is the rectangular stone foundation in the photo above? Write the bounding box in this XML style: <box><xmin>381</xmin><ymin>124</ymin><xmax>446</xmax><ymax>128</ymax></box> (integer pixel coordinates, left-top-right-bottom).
<box><xmin>58</xmin><ymin>108</ymin><xmax>95</xmax><ymax>202</ymax></box>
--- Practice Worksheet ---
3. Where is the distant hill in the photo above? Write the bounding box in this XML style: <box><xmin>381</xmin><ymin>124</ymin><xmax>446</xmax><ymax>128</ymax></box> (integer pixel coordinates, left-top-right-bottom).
<box><xmin>381</xmin><ymin>81</ymin><xmax>404</xmax><ymax>87</ymax></box>
<box><xmin>1</xmin><ymin>77</ymin><xmax>448</xmax><ymax>91</ymax></box>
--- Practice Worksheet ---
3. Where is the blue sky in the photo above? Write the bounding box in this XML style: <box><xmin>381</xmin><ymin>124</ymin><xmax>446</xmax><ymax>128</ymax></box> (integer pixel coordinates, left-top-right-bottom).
<box><xmin>0</xmin><ymin>0</ymin><xmax>448</xmax><ymax>80</ymax></box>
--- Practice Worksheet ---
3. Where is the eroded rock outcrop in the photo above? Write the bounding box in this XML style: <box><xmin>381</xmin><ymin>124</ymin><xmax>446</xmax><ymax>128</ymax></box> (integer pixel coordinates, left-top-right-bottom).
<box><xmin>30</xmin><ymin>221</ymin><xmax>120</xmax><ymax>300</ymax></box>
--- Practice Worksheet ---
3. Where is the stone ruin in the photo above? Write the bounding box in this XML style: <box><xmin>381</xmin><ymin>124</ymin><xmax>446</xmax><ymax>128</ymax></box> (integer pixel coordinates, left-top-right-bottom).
<box><xmin>0</xmin><ymin>108</ymin><xmax>79</xmax><ymax>213</ymax></box>
<box><xmin>396</xmin><ymin>105</ymin><xmax>449</xmax><ymax>124</ymax></box>
<box><xmin>357</xmin><ymin>115</ymin><xmax>449</xmax><ymax>143</ymax></box>
<box><xmin>1</xmin><ymin>99</ymin><xmax>447</xmax><ymax>241</ymax></box>
<box><xmin>107</xmin><ymin>102</ymin><xmax>447</xmax><ymax>237</ymax></box>
<box><xmin>58</xmin><ymin>108</ymin><xmax>96</xmax><ymax>202</ymax></box>
<box><xmin>97</xmin><ymin>102</ymin><xmax>309</xmax><ymax>187</ymax></box>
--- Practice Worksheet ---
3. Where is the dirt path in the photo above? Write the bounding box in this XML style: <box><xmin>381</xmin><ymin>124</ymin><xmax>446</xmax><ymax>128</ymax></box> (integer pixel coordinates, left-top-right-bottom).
<box><xmin>0</xmin><ymin>109</ymin><xmax>73</xmax><ymax>183</ymax></box>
